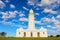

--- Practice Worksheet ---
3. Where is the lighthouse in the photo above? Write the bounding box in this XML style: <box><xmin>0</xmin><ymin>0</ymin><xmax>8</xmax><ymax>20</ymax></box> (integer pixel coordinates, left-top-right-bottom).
<box><xmin>28</xmin><ymin>9</ymin><xmax>35</xmax><ymax>29</ymax></box>
<box><xmin>16</xmin><ymin>9</ymin><xmax>48</xmax><ymax>37</ymax></box>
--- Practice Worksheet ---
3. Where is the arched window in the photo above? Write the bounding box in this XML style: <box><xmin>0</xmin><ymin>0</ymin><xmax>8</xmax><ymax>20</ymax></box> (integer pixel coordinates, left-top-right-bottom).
<box><xmin>19</xmin><ymin>32</ymin><xmax>20</xmax><ymax>34</ymax></box>
<box><xmin>43</xmin><ymin>32</ymin><xmax>45</xmax><ymax>34</ymax></box>
<box><xmin>31</xmin><ymin>32</ymin><xmax>33</xmax><ymax>37</ymax></box>
<box><xmin>37</xmin><ymin>32</ymin><xmax>40</xmax><ymax>37</ymax></box>
<box><xmin>24</xmin><ymin>32</ymin><xmax>26</xmax><ymax>37</ymax></box>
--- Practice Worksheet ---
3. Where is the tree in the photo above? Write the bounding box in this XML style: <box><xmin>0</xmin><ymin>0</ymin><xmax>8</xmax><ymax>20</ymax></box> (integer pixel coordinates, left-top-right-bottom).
<box><xmin>50</xmin><ymin>35</ymin><xmax>53</xmax><ymax>37</ymax></box>
<box><xmin>0</xmin><ymin>33</ymin><xmax>1</xmax><ymax>36</ymax></box>
<box><xmin>56</xmin><ymin>35</ymin><xmax>60</xmax><ymax>37</ymax></box>
<box><xmin>0</xmin><ymin>32</ymin><xmax>6</xmax><ymax>37</ymax></box>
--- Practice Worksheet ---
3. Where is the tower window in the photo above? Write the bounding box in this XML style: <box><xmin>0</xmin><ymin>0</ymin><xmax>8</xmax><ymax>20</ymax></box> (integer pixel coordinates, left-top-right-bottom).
<box><xmin>19</xmin><ymin>32</ymin><xmax>20</xmax><ymax>34</ymax></box>
<box><xmin>24</xmin><ymin>32</ymin><xmax>26</xmax><ymax>37</ymax></box>
<box><xmin>43</xmin><ymin>32</ymin><xmax>45</xmax><ymax>34</ymax></box>
<box><xmin>37</xmin><ymin>32</ymin><xmax>40</xmax><ymax>37</ymax></box>
<box><xmin>31</xmin><ymin>32</ymin><xmax>33</xmax><ymax>37</ymax></box>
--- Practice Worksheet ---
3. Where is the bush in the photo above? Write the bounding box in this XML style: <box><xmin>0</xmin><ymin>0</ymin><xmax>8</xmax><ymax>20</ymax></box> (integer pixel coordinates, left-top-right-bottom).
<box><xmin>0</xmin><ymin>32</ymin><xmax>6</xmax><ymax>37</ymax></box>
<box><xmin>56</xmin><ymin>35</ymin><xmax>60</xmax><ymax>37</ymax></box>
<box><xmin>50</xmin><ymin>35</ymin><xmax>53</xmax><ymax>37</ymax></box>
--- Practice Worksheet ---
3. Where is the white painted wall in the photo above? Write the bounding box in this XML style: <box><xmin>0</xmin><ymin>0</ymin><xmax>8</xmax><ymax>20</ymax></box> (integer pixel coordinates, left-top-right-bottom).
<box><xmin>16</xmin><ymin>32</ymin><xmax>24</xmax><ymax>37</ymax></box>
<box><xmin>40</xmin><ymin>31</ymin><xmax>48</xmax><ymax>37</ymax></box>
<box><xmin>33</xmin><ymin>32</ymin><xmax>37</xmax><ymax>37</ymax></box>
<box><xmin>26</xmin><ymin>32</ymin><xmax>31</xmax><ymax>37</ymax></box>
<box><xmin>16</xmin><ymin>9</ymin><xmax>48</xmax><ymax>37</ymax></box>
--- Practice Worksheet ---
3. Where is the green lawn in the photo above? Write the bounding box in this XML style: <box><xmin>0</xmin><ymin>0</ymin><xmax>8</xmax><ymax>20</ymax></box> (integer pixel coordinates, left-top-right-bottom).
<box><xmin>0</xmin><ymin>37</ymin><xmax>60</xmax><ymax>40</ymax></box>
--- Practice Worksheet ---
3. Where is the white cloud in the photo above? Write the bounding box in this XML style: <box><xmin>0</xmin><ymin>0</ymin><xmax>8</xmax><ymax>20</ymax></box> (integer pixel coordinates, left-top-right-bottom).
<box><xmin>19</xmin><ymin>13</ymin><xmax>25</xmax><ymax>17</ymax></box>
<box><xmin>9</xmin><ymin>11</ymin><xmax>17</xmax><ymax>18</ymax></box>
<box><xmin>12</xmin><ymin>19</ymin><xmax>17</xmax><ymax>22</ymax></box>
<box><xmin>39</xmin><ymin>16</ymin><xmax>60</xmax><ymax>29</ymax></box>
<box><xmin>27</xmin><ymin>0</ymin><xmax>38</xmax><ymax>6</ymax></box>
<box><xmin>43</xmin><ymin>9</ymin><xmax>57</xmax><ymax>14</ymax></box>
<box><xmin>47</xmin><ymin>25</ymin><xmax>52</xmax><ymax>28</ymax></box>
<box><xmin>21</xmin><ymin>22</ymin><xmax>25</xmax><ymax>24</ymax></box>
<box><xmin>27</xmin><ymin>0</ymin><xmax>60</xmax><ymax>9</ymax></box>
<box><xmin>5</xmin><ymin>0</ymin><xmax>9</xmax><ymax>3</ymax></box>
<box><xmin>19</xmin><ymin>18</ymin><xmax>28</xmax><ymax>21</ymax></box>
<box><xmin>19</xmin><ymin>11</ymin><xmax>25</xmax><ymax>17</ymax></box>
<box><xmin>10</xmin><ymin>4</ymin><xmax>15</xmax><ymax>8</ymax></box>
<box><xmin>2</xmin><ymin>21</ymin><xmax>14</xmax><ymax>24</ymax></box>
<box><xmin>48</xmin><ymin>29</ymin><xmax>60</xmax><ymax>36</ymax></box>
<box><xmin>35</xmin><ymin>21</ymin><xmax>41</xmax><ymax>24</ymax></box>
<box><xmin>51</xmin><ymin>16</ymin><xmax>60</xmax><ymax>28</ymax></box>
<box><xmin>37</xmin><ymin>3</ymin><xmax>43</xmax><ymax>6</ymax></box>
<box><xmin>51</xmin><ymin>16</ymin><xmax>60</xmax><ymax>25</ymax></box>
<box><xmin>40</xmin><ymin>0</ymin><xmax>60</xmax><ymax>6</ymax></box>
<box><xmin>52</xmin><ymin>27</ymin><xmax>56</xmax><ymax>29</ymax></box>
<box><xmin>54</xmin><ymin>22</ymin><xmax>60</xmax><ymax>28</ymax></box>
<box><xmin>58</xmin><ymin>0</ymin><xmax>60</xmax><ymax>4</ymax></box>
<box><xmin>1</xmin><ymin>12</ymin><xmax>9</xmax><ymax>19</ymax></box>
<box><xmin>35</xmin><ymin>17</ymin><xmax>51</xmax><ymax>25</ymax></box>
<box><xmin>0</xmin><ymin>20</ymin><xmax>21</xmax><ymax>27</ymax></box>
<box><xmin>14</xmin><ymin>10</ymin><xmax>18</xmax><ymax>13</ymax></box>
<box><xmin>41</xmin><ymin>0</ymin><xmax>52</xmax><ymax>5</ymax></box>
<box><xmin>56</xmin><ymin>15</ymin><xmax>60</xmax><ymax>18</ymax></box>
<box><xmin>27</xmin><ymin>0</ymin><xmax>34</xmax><ymax>6</ymax></box>
<box><xmin>51</xmin><ymin>16</ymin><xmax>56</xmax><ymax>22</ymax></box>
<box><xmin>23</xmin><ymin>6</ymin><xmax>29</xmax><ymax>11</ymax></box>
<box><xmin>36</xmin><ymin>8</ymin><xmax>40</xmax><ymax>10</ymax></box>
<box><xmin>40</xmin><ymin>0</ymin><xmax>60</xmax><ymax>9</ymax></box>
<box><xmin>55</xmin><ymin>25</ymin><xmax>60</xmax><ymax>29</ymax></box>
<box><xmin>35</xmin><ymin>13</ymin><xmax>40</xmax><ymax>16</ymax></box>
<box><xmin>47</xmin><ymin>25</ymin><xmax>56</xmax><ymax>29</ymax></box>
<box><xmin>34</xmin><ymin>16</ymin><xmax>60</xmax><ymax>29</ymax></box>
<box><xmin>1</xmin><ymin>11</ymin><xmax>18</xmax><ymax>20</ymax></box>
<box><xmin>44</xmin><ymin>9</ymin><xmax>52</xmax><ymax>12</ymax></box>
<box><xmin>0</xmin><ymin>0</ymin><xmax>5</xmax><ymax>9</ymax></box>
<box><xmin>41</xmin><ymin>17</ymin><xmax>51</xmax><ymax>23</ymax></box>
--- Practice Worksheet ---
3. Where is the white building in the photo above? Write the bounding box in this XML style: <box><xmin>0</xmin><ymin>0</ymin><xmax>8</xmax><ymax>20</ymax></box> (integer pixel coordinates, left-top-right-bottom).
<box><xmin>16</xmin><ymin>9</ymin><xmax>48</xmax><ymax>37</ymax></box>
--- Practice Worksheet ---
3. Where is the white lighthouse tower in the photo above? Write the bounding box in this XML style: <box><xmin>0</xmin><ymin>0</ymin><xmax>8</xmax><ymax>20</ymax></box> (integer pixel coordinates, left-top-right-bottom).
<box><xmin>28</xmin><ymin>9</ymin><xmax>35</xmax><ymax>30</ymax></box>
<box><xmin>16</xmin><ymin>9</ymin><xmax>48</xmax><ymax>37</ymax></box>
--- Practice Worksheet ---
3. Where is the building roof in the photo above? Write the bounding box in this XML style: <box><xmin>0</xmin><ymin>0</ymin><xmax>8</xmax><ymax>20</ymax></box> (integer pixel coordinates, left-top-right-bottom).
<box><xmin>40</xmin><ymin>27</ymin><xmax>47</xmax><ymax>31</ymax></box>
<box><xmin>29</xmin><ymin>9</ymin><xmax>34</xmax><ymax>13</ymax></box>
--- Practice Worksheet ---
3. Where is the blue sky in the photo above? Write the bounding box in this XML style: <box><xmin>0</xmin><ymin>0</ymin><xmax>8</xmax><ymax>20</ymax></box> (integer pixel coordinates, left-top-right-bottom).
<box><xmin>0</xmin><ymin>0</ymin><xmax>60</xmax><ymax>36</ymax></box>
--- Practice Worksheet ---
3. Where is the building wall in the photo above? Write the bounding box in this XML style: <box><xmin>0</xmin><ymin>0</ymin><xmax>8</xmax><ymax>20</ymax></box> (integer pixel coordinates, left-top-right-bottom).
<box><xmin>28</xmin><ymin>11</ymin><xmax>35</xmax><ymax>29</ymax></box>
<box><xmin>40</xmin><ymin>31</ymin><xmax>48</xmax><ymax>37</ymax></box>
<box><xmin>16</xmin><ymin>31</ymin><xmax>48</xmax><ymax>37</ymax></box>
<box><xmin>33</xmin><ymin>32</ymin><xmax>37</xmax><ymax>37</ymax></box>
<box><xmin>26</xmin><ymin>32</ymin><xmax>31</xmax><ymax>37</ymax></box>
<box><xmin>16</xmin><ymin>10</ymin><xmax>48</xmax><ymax>37</ymax></box>
<box><xmin>16</xmin><ymin>31</ymin><xmax>24</xmax><ymax>37</ymax></box>
<box><xmin>16</xmin><ymin>28</ymin><xmax>48</xmax><ymax>37</ymax></box>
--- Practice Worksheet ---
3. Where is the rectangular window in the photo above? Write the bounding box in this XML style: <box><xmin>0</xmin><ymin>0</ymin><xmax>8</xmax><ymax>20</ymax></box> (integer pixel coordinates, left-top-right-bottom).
<box><xmin>43</xmin><ymin>32</ymin><xmax>45</xmax><ymax>34</ymax></box>
<box><xmin>37</xmin><ymin>32</ymin><xmax>40</xmax><ymax>37</ymax></box>
<box><xmin>19</xmin><ymin>32</ymin><xmax>20</xmax><ymax>34</ymax></box>
<box><xmin>31</xmin><ymin>32</ymin><xmax>33</xmax><ymax>37</ymax></box>
<box><xmin>24</xmin><ymin>32</ymin><xmax>26</xmax><ymax>37</ymax></box>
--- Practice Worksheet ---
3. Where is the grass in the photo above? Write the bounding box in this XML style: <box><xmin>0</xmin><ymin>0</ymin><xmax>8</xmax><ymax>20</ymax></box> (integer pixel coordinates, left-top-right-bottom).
<box><xmin>0</xmin><ymin>37</ymin><xmax>60</xmax><ymax>40</ymax></box>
